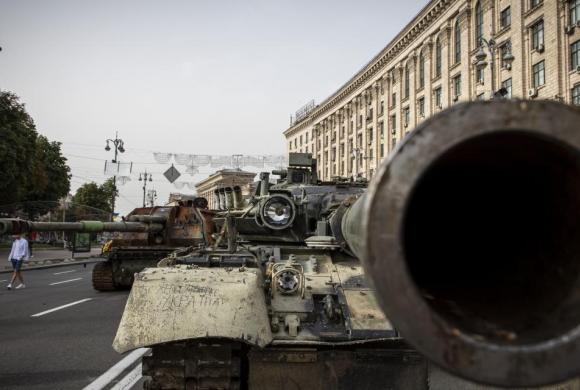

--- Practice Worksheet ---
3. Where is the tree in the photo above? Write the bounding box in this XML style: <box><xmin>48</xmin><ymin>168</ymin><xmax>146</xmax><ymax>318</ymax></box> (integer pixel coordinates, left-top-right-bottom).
<box><xmin>0</xmin><ymin>91</ymin><xmax>38</xmax><ymax>206</ymax></box>
<box><xmin>23</xmin><ymin>136</ymin><xmax>71</xmax><ymax>218</ymax></box>
<box><xmin>72</xmin><ymin>178</ymin><xmax>117</xmax><ymax>218</ymax></box>
<box><xmin>0</xmin><ymin>91</ymin><xmax>71</xmax><ymax>218</ymax></box>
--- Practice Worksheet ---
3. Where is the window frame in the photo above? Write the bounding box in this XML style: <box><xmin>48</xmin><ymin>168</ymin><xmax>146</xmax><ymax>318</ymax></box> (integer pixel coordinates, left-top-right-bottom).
<box><xmin>435</xmin><ymin>38</ymin><xmax>442</xmax><ymax>77</ymax></box>
<box><xmin>532</xmin><ymin>60</ymin><xmax>545</xmax><ymax>88</ymax></box>
<box><xmin>454</xmin><ymin>18</ymin><xmax>462</xmax><ymax>64</ymax></box>
<box><xmin>500</xmin><ymin>6</ymin><xmax>511</xmax><ymax>29</ymax></box>
<box><xmin>572</xmin><ymin>84</ymin><xmax>580</xmax><ymax>105</ymax></box>
<box><xmin>531</xmin><ymin>20</ymin><xmax>544</xmax><ymax>50</ymax></box>
<box><xmin>502</xmin><ymin>78</ymin><xmax>513</xmax><ymax>99</ymax></box>
<box><xmin>571</xmin><ymin>0</ymin><xmax>579</xmax><ymax>25</ymax></box>
<box><xmin>571</xmin><ymin>40</ymin><xmax>580</xmax><ymax>70</ymax></box>
<box><xmin>475</xmin><ymin>1</ymin><xmax>483</xmax><ymax>47</ymax></box>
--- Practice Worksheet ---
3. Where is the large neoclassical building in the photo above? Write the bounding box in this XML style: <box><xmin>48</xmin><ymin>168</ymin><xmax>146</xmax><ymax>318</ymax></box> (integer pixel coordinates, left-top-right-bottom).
<box><xmin>283</xmin><ymin>0</ymin><xmax>580</xmax><ymax>181</ymax></box>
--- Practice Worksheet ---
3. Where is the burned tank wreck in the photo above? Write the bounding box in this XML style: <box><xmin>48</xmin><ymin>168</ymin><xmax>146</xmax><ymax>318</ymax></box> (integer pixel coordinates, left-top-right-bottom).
<box><xmin>0</xmin><ymin>198</ymin><xmax>211</xmax><ymax>291</ymax></box>
<box><xmin>113</xmin><ymin>101</ymin><xmax>580</xmax><ymax>389</ymax></box>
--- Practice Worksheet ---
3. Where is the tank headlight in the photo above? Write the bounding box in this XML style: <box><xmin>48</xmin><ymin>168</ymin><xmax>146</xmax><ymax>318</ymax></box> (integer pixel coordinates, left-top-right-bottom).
<box><xmin>260</xmin><ymin>195</ymin><xmax>296</xmax><ymax>230</ymax></box>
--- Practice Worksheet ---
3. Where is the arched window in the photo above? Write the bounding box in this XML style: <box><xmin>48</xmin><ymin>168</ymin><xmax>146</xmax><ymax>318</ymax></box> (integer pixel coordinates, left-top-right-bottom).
<box><xmin>435</xmin><ymin>38</ymin><xmax>442</xmax><ymax>77</ymax></box>
<box><xmin>454</xmin><ymin>18</ymin><xmax>462</xmax><ymax>64</ymax></box>
<box><xmin>404</xmin><ymin>64</ymin><xmax>410</xmax><ymax>98</ymax></box>
<box><xmin>419</xmin><ymin>52</ymin><xmax>425</xmax><ymax>88</ymax></box>
<box><xmin>475</xmin><ymin>1</ymin><xmax>483</xmax><ymax>47</ymax></box>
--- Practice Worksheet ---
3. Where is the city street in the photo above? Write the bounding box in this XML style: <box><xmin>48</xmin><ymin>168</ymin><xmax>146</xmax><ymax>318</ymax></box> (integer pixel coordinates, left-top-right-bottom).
<box><xmin>0</xmin><ymin>263</ymin><xmax>132</xmax><ymax>390</ymax></box>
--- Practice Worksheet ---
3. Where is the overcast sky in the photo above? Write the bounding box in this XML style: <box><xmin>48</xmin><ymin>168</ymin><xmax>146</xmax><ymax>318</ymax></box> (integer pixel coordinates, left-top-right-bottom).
<box><xmin>0</xmin><ymin>0</ymin><xmax>425</xmax><ymax>215</ymax></box>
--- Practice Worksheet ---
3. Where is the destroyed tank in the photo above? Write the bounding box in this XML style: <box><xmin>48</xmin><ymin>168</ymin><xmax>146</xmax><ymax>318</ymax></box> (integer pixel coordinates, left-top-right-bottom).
<box><xmin>113</xmin><ymin>101</ymin><xmax>580</xmax><ymax>389</ymax></box>
<box><xmin>0</xmin><ymin>198</ymin><xmax>212</xmax><ymax>291</ymax></box>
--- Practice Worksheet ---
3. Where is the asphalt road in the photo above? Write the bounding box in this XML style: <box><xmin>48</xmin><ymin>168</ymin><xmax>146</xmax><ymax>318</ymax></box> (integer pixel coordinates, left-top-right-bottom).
<box><xmin>0</xmin><ymin>263</ymin><xmax>131</xmax><ymax>390</ymax></box>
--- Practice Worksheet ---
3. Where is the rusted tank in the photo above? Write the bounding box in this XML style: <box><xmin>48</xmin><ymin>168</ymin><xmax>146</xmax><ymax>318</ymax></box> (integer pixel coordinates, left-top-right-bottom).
<box><xmin>0</xmin><ymin>197</ymin><xmax>212</xmax><ymax>291</ymax></box>
<box><xmin>112</xmin><ymin>101</ymin><xmax>580</xmax><ymax>389</ymax></box>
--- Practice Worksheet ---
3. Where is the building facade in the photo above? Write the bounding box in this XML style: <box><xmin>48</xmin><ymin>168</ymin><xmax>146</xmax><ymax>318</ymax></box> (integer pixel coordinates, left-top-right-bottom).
<box><xmin>195</xmin><ymin>169</ymin><xmax>257</xmax><ymax>210</ymax></box>
<box><xmin>284</xmin><ymin>0</ymin><xmax>580</xmax><ymax>181</ymax></box>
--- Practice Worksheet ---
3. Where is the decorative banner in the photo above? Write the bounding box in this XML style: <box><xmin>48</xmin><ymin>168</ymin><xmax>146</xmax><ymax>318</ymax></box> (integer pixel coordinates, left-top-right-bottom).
<box><xmin>104</xmin><ymin>161</ymin><xmax>133</xmax><ymax>177</ymax></box>
<box><xmin>153</xmin><ymin>152</ymin><xmax>172</xmax><ymax>164</ymax></box>
<box><xmin>164</xmin><ymin>164</ymin><xmax>181</xmax><ymax>183</ymax></box>
<box><xmin>185</xmin><ymin>164</ymin><xmax>199</xmax><ymax>175</ymax></box>
<box><xmin>174</xmin><ymin>153</ymin><xmax>193</xmax><ymax>165</ymax></box>
<box><xmin>116</xmin><ymin>176</ymin><xmax>132</xmax><ymax>185</ymax></box>
<box><xmin>151</xmin><ymin>152</ymin><xmax>288</xmax><ymax>170</ymax></box>
<box><xmin>192</xmin><ymin>155</ymin><xmax>210</xmax><ymax>166</ymax></box>
<box><xmin>173</xmin><ymin>182</ymin><xmax>196</xmax><ymax>190</ymax></box>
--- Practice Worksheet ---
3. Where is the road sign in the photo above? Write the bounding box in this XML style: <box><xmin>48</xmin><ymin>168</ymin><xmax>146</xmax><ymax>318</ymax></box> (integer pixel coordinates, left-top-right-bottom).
<box><xmin>164</xmin><ymin>164</ymin><xmax>181</xmax><ymax>183</ymax></box>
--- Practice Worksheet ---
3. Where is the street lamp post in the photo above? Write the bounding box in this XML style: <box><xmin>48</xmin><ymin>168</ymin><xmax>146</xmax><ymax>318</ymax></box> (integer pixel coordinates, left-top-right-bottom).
<box><xmin>146</xmin><ymin>189</ymin><xmax>158</xmax><ymax>207</ymax></box>
<box><xmin>104</xmin><ymin>132</ymin><xmax>125</xmax><ymax>220</ymax></box>
<box><xmin>475</xmin><ymin>38</ymin><xmax>515</xmax><ymax>99</ymax></box>
<box><xmin>138</xmin><ymin>171</ymin><xmax>153</xmax><ymax>208</ymax></box>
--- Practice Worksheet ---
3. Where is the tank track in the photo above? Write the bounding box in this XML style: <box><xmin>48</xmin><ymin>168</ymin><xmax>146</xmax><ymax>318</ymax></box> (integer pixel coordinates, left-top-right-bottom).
<box><xmin>142</xmin><ymin>340</ymin><xmax>242</xmax><ymax>390</ymax></box>
<box><xmin>92</xmin><ymin>261</ymin><xmax>116</xmax><ymax>291</ymax></box>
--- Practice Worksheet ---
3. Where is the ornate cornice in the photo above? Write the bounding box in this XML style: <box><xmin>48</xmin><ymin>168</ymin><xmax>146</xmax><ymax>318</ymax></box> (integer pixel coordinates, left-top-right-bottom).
<box><xmin>283</xmin><ymin>0</ymin><xmax>457</xmax><ymax>137</ymax></box>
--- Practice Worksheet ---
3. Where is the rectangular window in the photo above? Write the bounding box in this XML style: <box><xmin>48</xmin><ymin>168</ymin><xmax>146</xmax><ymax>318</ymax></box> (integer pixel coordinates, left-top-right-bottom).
<box><xmin>403</xmin><ymin>107</ymin><xmax>410</xmax><ymax>127</ymax></box>
<box><xmin>477</xmin><ymin>67</ymin><xmax>484</xmax><ymax>84</ymax></box>
<box><xmin>380</xmin><ymin>101</ymin><xmax>384</xmax><ymax>115</ymax></box>
<box><xmin>572</xmin><ymin>40</ymin><xmax>580</xmax><ymax>70</ymax></box>
<box><xmin>453</xmin><ymin>75</ymin><xmax>462</xmax><ymax>98</ymax></box>
<box><xmin>573</xmin><ymin>84</ymin><xmax>580</xmax><ymax>105</ymax></box>
<box><xmin>572</xmin><ymin>0</ymin><xmax>579</xmax><ymax>25</ymax></box>
<box><xmin>379</xmin><ymin>121</ymin><xmax>384</xmax><ymax>137</ymax></box>
<box><xmin>390</xmin><ymin>115</ymin><xmax>397</xmax><ymax>134</ymax></box>
<box><xmin>501</xmin><ymin>7</ymin><xmax>511</xmax><ymax>28</ymax></box>
<box><xmin>530</xmin><ymin>0</ymin><xmax>542</xmax><ymax>8</ymax></box>
<box><xmin>391</xmin><ymin>92</ymin><xmax>397</xmax><ymax>107</ymax></box>
<box><xmin>305</xmin><ymin>132</ymin><xmax>309</xmax><ymax>143</ymax></box>
<box><xmin>418</xmin><ymin>97</ymin><xmax>425</xmax><ymax>117</ymax></box>
<box><xmin>404</xmin><ymin>68</ymin><xmax>410</xmax><ymax>99</ymax></box>
<box><xmin>500</xmin><ymin>42</ymin><xmax>511</xmax><ymax>68</ymax></box>
<box><xmin>531</xmin><ymin>20</ymin><xmax>544</xmax><ymax>50</ymax></box>
<box><xmin>300</xmin><ymin>135</ymin><xmax>303</xmax><ymax>146</ymax></box>
<box><xmin>419</xmin><ymin>56</ymin><xmax>425</xmax><ymax>88</ymax></box>
<box><xmin>358</xmin><ymin>115</ymin><xmax>362</xmax><ymax>128</ymax></box>
<box><xmin>434</xmin><ymin>87</ymin><xmax>442</xmax><ymax>108</ymax></box>
<box><xmin>502</xmin><ymin>78</ymin><xmax>513</xmax><ymax>99</ymax></box>
<box><xmin>533</xmin><ymin>61</ymin><xmax>545</xmax><ymax>87</ymax></box>
<box><xmin>380</xmin><ymin>143</ymin><xmax>384</xmax><ymax>158</ymax></box>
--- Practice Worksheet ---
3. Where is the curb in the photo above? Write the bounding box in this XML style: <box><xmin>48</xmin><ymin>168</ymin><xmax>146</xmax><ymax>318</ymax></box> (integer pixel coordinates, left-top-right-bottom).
<box><xmin>0</xmin><ymin>256</ymin><xmax>105</xmax><ymax>273</ymax></box>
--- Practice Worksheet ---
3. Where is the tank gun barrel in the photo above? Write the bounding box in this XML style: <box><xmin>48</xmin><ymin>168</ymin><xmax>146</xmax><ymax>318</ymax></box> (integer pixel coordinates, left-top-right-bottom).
<box><xmin>338</xmin><ymin>101</ymin><xmax>580</xmax><ymax>388</ymax></box>
<box><xmin>0</xmin><ymin>219</ymin><xmax>164</xmax><ymax>235</ymax></box>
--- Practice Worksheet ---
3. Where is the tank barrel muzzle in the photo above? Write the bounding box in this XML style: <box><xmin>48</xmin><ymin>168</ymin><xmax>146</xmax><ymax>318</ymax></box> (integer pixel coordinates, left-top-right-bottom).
<box><xmin>343</xmin><ymin>101</ymin><xmax>580</xmax><ymax>388</ymax></box>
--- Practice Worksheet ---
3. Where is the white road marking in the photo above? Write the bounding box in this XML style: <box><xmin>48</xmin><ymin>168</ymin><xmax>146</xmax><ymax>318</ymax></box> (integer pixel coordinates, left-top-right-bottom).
<box><xmin>31</xmin><ymin>298</ymin><xmax>93</xmax><ymax>317</ymax></box>
<box><xmin>110</xmin><ymin>363</ymin><xmax>142</xmax><ymax>390</ymax></box>
<box><xmin>0</xmin><ymin>279</ymin><xmax>7</xmax><ymax>283</ymax></box>
<box><xmin>53</xmin><ymin>269</ymin><xmax>76</xmax><ymax>275</ymax></box>
<box><xmin>49</xmin><ymin>277</ymin><xmax>83</xmax><ymax>285</ymax></box>
<box><xmin>83</xmin><ymin>348</ymin><xmax>150</xmax><ymax>390</ymax></box>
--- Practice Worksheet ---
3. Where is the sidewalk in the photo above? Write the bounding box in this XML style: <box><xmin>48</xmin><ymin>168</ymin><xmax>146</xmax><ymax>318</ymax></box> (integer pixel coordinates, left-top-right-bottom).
<box><xmin>0</xmin><ymin>247</ymin><xmax>103</xmax><ymax>272</ymax></box>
